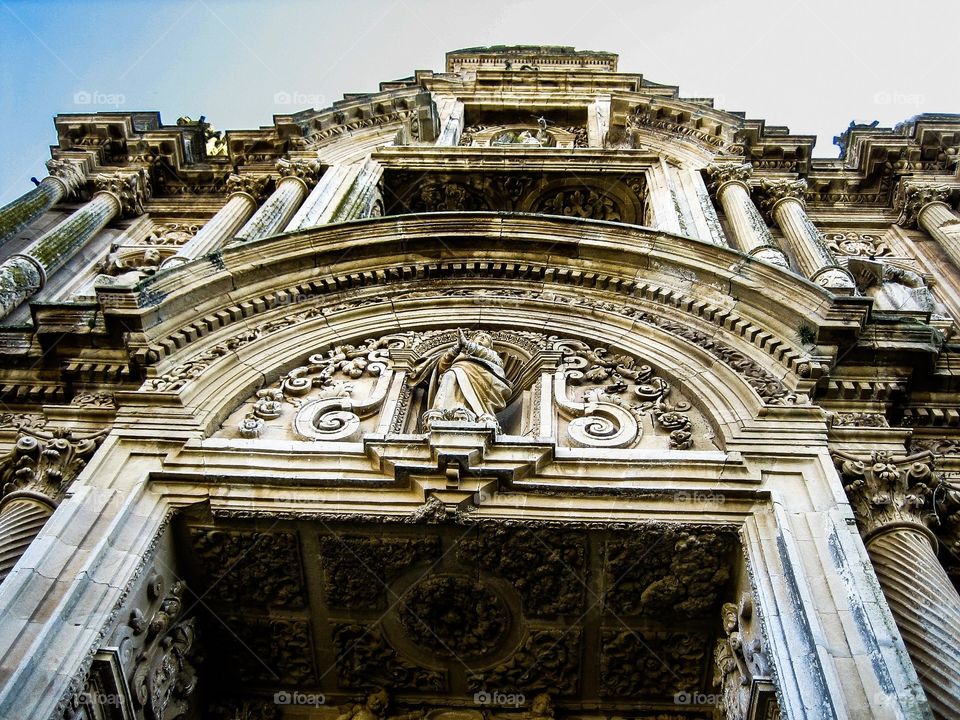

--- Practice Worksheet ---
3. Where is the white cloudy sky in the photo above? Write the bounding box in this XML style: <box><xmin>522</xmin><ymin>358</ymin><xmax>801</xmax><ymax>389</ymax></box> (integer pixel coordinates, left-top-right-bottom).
<box><xmin>1</xmin><ymin>0</ymin><xmax>956</xmax><ymax>205</ymax></box>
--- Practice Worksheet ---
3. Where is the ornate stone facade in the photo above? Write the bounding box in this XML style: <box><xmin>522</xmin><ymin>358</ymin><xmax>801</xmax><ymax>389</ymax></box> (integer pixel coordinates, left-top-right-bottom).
<box><xmin>0</xmin><ymin>45</ymin><xmax>958</xmax><ymax>720</ymax></box>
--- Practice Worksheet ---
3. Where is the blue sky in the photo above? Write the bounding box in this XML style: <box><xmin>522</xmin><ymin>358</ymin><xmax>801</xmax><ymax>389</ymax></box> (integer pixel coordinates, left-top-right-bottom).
<box><xmin>1</xmin><ymin>0</ymin><xmax>957</xmax><ymax>205</ymax></box>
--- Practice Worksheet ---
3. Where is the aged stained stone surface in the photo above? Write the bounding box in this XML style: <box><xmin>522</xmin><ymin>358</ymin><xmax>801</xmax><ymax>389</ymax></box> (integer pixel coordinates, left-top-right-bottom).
<box><xmin>1</xmin><ymin>44</ymin><xmax>960</xmax><ymax>720</ymax></box>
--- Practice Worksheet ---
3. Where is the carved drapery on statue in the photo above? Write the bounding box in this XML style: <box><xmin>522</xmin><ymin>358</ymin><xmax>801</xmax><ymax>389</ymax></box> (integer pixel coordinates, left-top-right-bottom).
<box><xmin>217</xmin><ymin>329</ymin><xmax>714</xmax><ymax>451</ymax></box>
<box><xmin>409</xmin><ymin>330</ymin><xmax>512</xmax><ymax>430</ymax></box>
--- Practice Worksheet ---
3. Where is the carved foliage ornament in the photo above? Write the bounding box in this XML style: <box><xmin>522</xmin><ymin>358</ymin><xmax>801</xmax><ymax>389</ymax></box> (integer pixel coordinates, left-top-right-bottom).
<box><xmin>704</xmin><ymin>163</ymin><xmax>752</xmax><ymax>195</ymax></box>
<box><xmin>275</xmin><ymin>158</ymin><xmax>322</xmax><ymax>188</ymax></box>
<box><xmin>130</xmin><ymin>581</ymin><xmax>199</xmax><ymax>720</ymax></box>
<box><xmin>832</xmin><ymin>450</ymin><xmax>939</xmax><ymax>540</ymax></box>
<box><xmin>555</xmin><ymin>339</ymin><xmax>694</xmax><ymax>449</ymax></box>
<box><xmin>225</xmin><ymin>173</ymin><xmax>270</xmax><ymax>202</ymax></box>
<box><xmin>45</xmin><ymin>158</ymin><xmax>86</xmax><ymax>197</ymax></box>
<box><xmin>0</xmin><ymin>427</ymin><xmax>106</xmax><ymax>506</ymax></box>
<box><xmin>93</xmin><ymin>169</ymin><xmax>149</xmax><ymax>217</ymax></box>
<box><xmin>897</xmin><ymin>183</ymin><xmax>953</xmax><ymax>228</ymax></box>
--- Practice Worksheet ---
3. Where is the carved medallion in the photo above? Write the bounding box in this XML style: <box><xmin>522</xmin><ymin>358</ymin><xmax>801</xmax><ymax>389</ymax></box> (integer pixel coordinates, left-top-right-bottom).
<box><xmin>398</xmin><ymin>575</ymin><xmax>509</xmax><ymax>659</ymax></box>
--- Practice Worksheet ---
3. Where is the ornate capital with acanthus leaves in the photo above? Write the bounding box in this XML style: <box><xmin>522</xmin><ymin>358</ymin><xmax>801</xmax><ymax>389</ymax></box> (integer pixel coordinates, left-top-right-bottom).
<box><xmin>44</xmin><ymin>159</ymin><xmax>86</xmax><ymax>198</ymax></box>
<box><xmin>93</xmin><ymin>169</ymin><xmax>150</xmax><ymax>217</ymax></box>
<box><xmin>758</xmin><ymin>178</ymin><xmax>807</xmax><ymax>218</ymax></box>
<box><xmin>832</xmin><ymin>449</ymin><xmax>938</xmax><ymax>544</ymax></box>
<box><xmin>225</xmin><ymin>173</ymin><xmax>269</xmax><ymax>203</ymax></box>
<box><xmin>896</xmin><ymin>182</ymin><xmax>953</xmax><ymax>228</ymax></box>
<box><xmin>0</xmin><ymin>427</ymin><xmax>106</xmax><ymax>508</ymax></box>
<box><xmin>704</xmin><ymin>163</ymin><xmax>752</xmax><ymax>195</ymax></box>
<box><xmin>276</xmin><ymin>158</ymin><xmax>322</xmax><ymax>188</ymax></box>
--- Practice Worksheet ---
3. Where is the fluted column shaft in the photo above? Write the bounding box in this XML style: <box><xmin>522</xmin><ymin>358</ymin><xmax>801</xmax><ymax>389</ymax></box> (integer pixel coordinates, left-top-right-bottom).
<box><xmin>866</xmin><ymin>526</ymin><xmax>960</xmax><ymax>720</ymax></box>
<box><xmin>0</xmin><ymin>495</ymin><xmax>54</xmax><ymax>583</ymax></box>
<box><xmin>234</xmin><ymin>177</ymin><xmax>307</xmax><ymax>242</ymax></box>
<box><xmin>763</xmin><ymin>181</ymin><xmax>855</xmax><ymax>292</ymax></box>
<box><xmin>160</xmin><ymin>175</ymin><xmax>267</xmax><ymax>269</ymax></box>
<box><xmin>0</xmin><ymin>160</ymin><xmax>85</xmax><ymax>247</ymax></box>
<box><xmin>834</xmin><ymin>449</ymin><xmax>960</xmax><ymax>720</ymax></box>
<box><xmin>285</xmin><ymin>165</ymin><xmax>345</xmax><ymax>231</ymax></box>
<box><xmin>234</xmin><ymin>159</ymin><xmax>320</xmax><ymax>243</ymax></box>
<box><xmin>714</xmin><ymin>180</ymin><xmax>790</xmax><ymax>268</ymax></box>
<box><xmin>918</xmin><ymin>202</ymin><xmax>960</xmax><ymax>268</ymax></box>
<box><xmin>0</xmin><ymin>191</ymin><xmax>120</xmax><ymax>319</ymax></box>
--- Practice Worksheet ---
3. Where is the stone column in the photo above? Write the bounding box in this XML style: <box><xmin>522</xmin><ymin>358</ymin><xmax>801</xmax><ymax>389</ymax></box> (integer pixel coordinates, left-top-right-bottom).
<box><xmin>0</xmin><ymin>171</ymin><xmax>146</xmax><ymax>320</ymax></box>
<box><xmin>0</xmin><ymin>159</ymin><xmax>85</xmax><ymax>247</ymax></box>
<box><xmin>284</xmin><ymin>164</ymin><xmax>345</xmax><ymax>231</ymax></box>
<box><xmin>0</xmin><ymin>430</ymin><xmax>103</xmax><ymax>585</ymax></box>
<box><xmin>834</xmin><ymin>449</ymin><xmax>960</xmax><ymax>719</ymax></box>
<box><xmin>704</xmin><ymin>163</ymin><xmax>790</xmax><ymax>269</ymax></box>
<box><xmin>899</xmin><ymin>184</ymin><xmax>960</xmax><ymax>268</ymax></box>
<box><xmin>760</xmin><ymin>179</ymin><xmax>856</xmax><ymax>293</ymax></box>
<box><xmin>160</xmin><ymin>174</ymin><xmax>268</xmax><ymax>269</ymax></box>
<box><xmin>233</xmin><ymin>158</ymin><xmax>321</xmax><ymax>243</ymax></box>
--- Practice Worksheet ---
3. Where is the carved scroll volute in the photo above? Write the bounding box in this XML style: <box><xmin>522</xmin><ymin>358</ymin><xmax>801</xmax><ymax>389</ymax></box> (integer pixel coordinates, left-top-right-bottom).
<box><xmin>289</xmin><ymin>345</ymin><xmax>394</xmax><ymax>441</ymax></box>
<box><xmin>551</xmin><ymin>339</ymin><xmax>695</xmax><ymax>450</ymax></box>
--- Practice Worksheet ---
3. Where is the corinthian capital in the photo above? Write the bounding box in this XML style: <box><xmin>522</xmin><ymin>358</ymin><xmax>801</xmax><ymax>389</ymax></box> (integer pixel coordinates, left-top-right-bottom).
<box><xmin>896</xmin><ymin>183</ymin><xmax>953</xmax><ymax>228</ymax></box>
<box><xmin>225</xmin><ymin>173</ymin><xmax>269</xmax><ymax>202</ymax></box>
<box><xmin>757</xmin><ymin>178</ymin><xmax>807</xmax><ymax>217</ymax></box>
<box><xmin>704</xmin><ymin>163</ymin><xmax>752</xmax><ymax>195</ymax></box>
<box><xmin>832</xmin><ymin>449</ymin><xmax>936</xmax><ymax>542</ymax></box>
<box><xmin>0</xmin><ymin>428</ymin><xmax>105</xmax><ymax>506</ymax></box>
<box><xmin>276</xmin><ymin>158</ymin><xmax>322</xmax><ymax>188</ymax></box>
<box><xmin>93</xmin><ymin>170</ymin><xmax>149</xmax><ymax>217</ymax></box>
<box><xmin>44</xmin><ymin>159</ymin><xmax>85</xmax><ymax>198</ymax></box>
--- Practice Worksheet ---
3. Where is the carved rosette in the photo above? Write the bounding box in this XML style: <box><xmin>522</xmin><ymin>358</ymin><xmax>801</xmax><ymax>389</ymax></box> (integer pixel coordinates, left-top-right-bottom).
<box><xmin>225</xmin><ymin>173</ymin><xmax>269</xmax><ymax>203</ymax></box>
<box><xmin>92</xmin><ymin>170</ymin><xmax>149</xmax><ymax>217</ymax></box>
<box><xmin>704</xmin><ymin>163</ymin><xmax>752</xmax><ymax>196</ymax></box>
<box><xmin>897</xmin><ymin>183</ymin><xmax>952</xmax><ymax>228</ymax></box>
<box><xmin>398</xmin><ymin>575</ymin><xmax>509</xmax><ymax>659</ymax></box>
<box><xmin>45</xmin><ymin>158</ymin><xmax>86</xmax><ymax>198</ymax></box>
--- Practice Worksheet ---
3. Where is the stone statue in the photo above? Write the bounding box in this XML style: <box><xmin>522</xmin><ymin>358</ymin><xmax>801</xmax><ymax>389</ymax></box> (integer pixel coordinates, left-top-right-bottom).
<box><xmin>335</xmin><ymin>691</ymin><xmax>424</xmax><ymax>720</ymax></box>
<box><xmin>409</xmin><ymin>330</ymin><xmax>512</xmax><ymax>429</ymax></box>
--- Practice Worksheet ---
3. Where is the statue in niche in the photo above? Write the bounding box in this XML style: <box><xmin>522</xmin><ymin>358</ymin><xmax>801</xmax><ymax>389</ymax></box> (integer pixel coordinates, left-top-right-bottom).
<box><xmin>409</xmin><ymin>330</ymin><xmax>512</xmax><ymax>430</ymax></box>
<box><xmin>491</xmin><ymin>117</ymin><xmax>556</xmax><ymax>148</ymax></box>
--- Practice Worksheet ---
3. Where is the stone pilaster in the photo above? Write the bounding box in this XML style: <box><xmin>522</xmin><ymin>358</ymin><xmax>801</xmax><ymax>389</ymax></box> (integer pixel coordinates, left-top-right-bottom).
<box><xmin>759</xmin><ymin>179</ymin><xmax>855</xmax><ymax>293</ymax></box>
<box><xmin>0</xmin><ymin>430</ymin><xmax>104</xmax><ymax>585</ymax></box>
<box><xmin>160</xmin><ymin>174</ymin><xmax>268</xmax><ymax>269</ymax></box>
<box><xmin>898</xmin><ymin>184</ymin><xmax>960</xmax><ymax>269</ymax></box>
<box><xmin>0</xmin><ymin>170</ymin><xmax>147</xmax><ymax>320</ymax></box>
<box><xmin>704</xmin><ymin>163</ymin><xmax>790</xmax><ymax>268</ymax></box>
<box><xmin>833</xmin><ymin>449</ymin><xmax>960</xmax><ymax>719</ymax></box>
<box><xmin>0</xmin><ymin>159</ymin><xmax>85</xmax><ymax>247</ymax></box>
<box><xmin>233</xmin><ymin>158</ymin><xmax>321</xmax><ymax>243</ymax></box>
